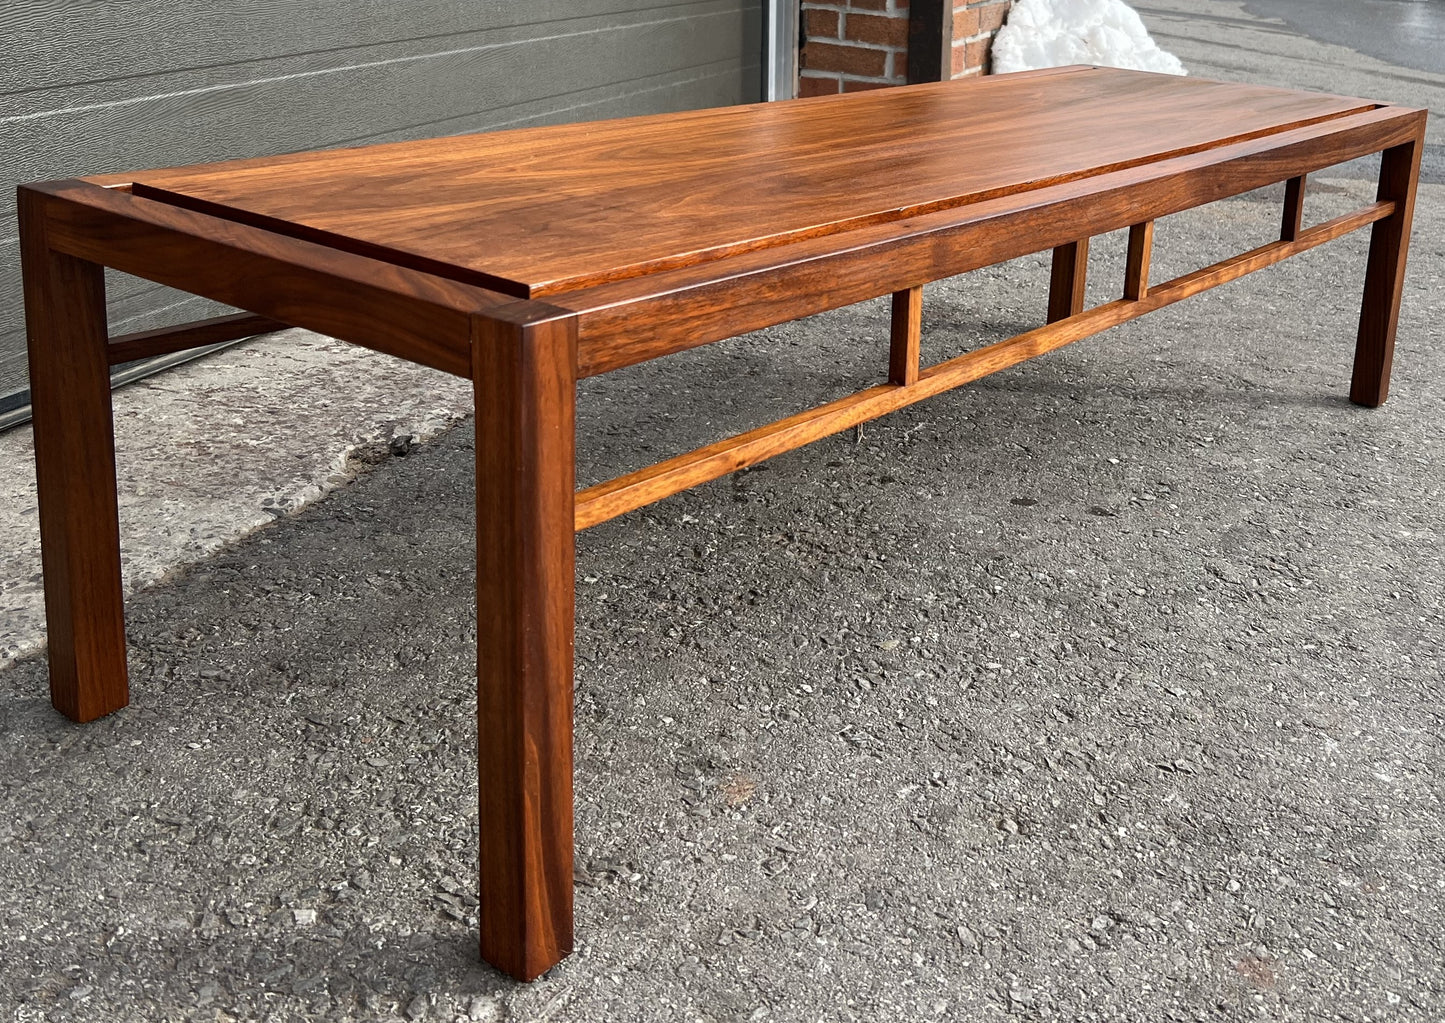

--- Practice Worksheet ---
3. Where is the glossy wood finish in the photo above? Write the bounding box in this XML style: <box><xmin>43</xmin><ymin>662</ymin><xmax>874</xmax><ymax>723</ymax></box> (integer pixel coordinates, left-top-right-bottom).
<box><xmin>0</xmin><ymin>0</ymin><xmax>764</xmax><ymax>406</ymax></box>
<box><xmin>567</xmin><ymin>102</ymin><xmax>1422</xmax><ymax>377</ymax></box>
<box><xmin>19</xmin><ymin>189</ymin><xmax>130</xmax><ymax>722</ymax></box>
<box><xmin>1048</xmin><ymin>240</ymin><xmax>1090</xmax><ymax>323</ymax></box>
<box><xmin>472</xmin><ymin>307</ymin><xmax>578</xmax><ymax>981</ymax></box>
<box><xmin>1124</xmin><ymin>221</ymin><xmax>1155</xmax><ymax>301</ymax></box>
<box><xmin>30</xmin><ymin>179</ymin><xmax>501</xmax><ymax>378</ymax></box>
<box><xmin>116</xmin><ymin>67</ymin><xmax>1377</xmax><ymax>299</ymax></box>
<box><xmin>889</xmin><ymin>286</ymin><xmax>923</xmax><ymax>386</ymax></box>
<box><xmin>1352</xmin><ymin>139</ymin><xmax>1423</xmax><ymax>407</ymax></box>
<box><xmin>107</xmin><ymin>312</ymin><xmax>284</xmax><ymax>366</ymax></box>
<box><xmin>23</xmin><ymin>69</ymin><xmax>1426</xmax><ymax>982</ymax></box>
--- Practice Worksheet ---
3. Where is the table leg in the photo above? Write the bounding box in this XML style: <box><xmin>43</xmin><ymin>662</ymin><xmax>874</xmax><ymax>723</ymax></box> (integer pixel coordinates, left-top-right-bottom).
<box><xmin>19</xmin><ymin>189</ymin><xmax>130</xmax><ymax>722</ymax></box>
<box><xmin>889</xmin><ymin>286</ymin><xmax>923</xmax><ymax>386</ymax></box>
<box><xmin>1281</xmin><ymin>175</ymin><xmax>1307</xmax><ymax>242</ymax></box>
<box><xmin>1124</xmin><ymin>222</ymin><xmax>1154</xmax><ymax>302</ymax></box>
<box><xmin>471</xmin><ymin>309</ymin><xmax>578</xmax><ymax>981</ymax></box>
<box><xmin>1048</xmin><ymin>239</ymin><xmax>1089</xmax><ymax>323</ymax></box>
<box><xmin>1351</xmin><ymin>138</ymin><xmax>1422</xmax><ymax>407</ymax></box>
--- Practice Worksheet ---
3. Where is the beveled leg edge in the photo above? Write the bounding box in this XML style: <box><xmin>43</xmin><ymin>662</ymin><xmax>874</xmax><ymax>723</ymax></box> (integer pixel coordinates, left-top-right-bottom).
<box><xmin>472</xmin><ymin>307</ymin><xmax>579</xmax><ymax>984</ymax></box>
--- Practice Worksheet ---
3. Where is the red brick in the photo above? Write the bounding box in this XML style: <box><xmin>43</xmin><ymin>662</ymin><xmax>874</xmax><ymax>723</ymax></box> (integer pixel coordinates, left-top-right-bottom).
<box><xmin>965</xmin><ymin>35</ymin><xmax>991</xmax><ymax>72</ymax></box>
<box><xmin>845</xmin><ymin>12</ymin><xmax>909</xmax><ymax>46</ymax></box>
<box><xmin>977</xmin><ymin>1</ymin><xmax>1009</xmax><ymax>33</ymax></box>
<box><xmin>951</xmin><ymin>41</ymin><xmax>967</xmax><ymax>77</ymax></box>
<box><xmin>799</xmin><ymin>74</ymin><xmax>843</xmax><ymax>97</ymax></box>
<box><xmin>895</xmin><ymin>51</ymin><xmax>907</xmax><ymax>78</ymax></box>
<box><xmin>846</xmin><ymin>0</ymin><xmax>888</xmax><ymax>9</ymax></box>
<box><xmin>844</xmin><ymin>79</ymin><xmax>893</xmax><ymax>92</ymax></box>
<box><xmin>802</xmin><ymin>40</ymin><xmax>889</xmax><ymax>77</ymax></box>
<box><xmin>804</xmin><ymin>8</ymin><xmax>841</xmax><ymax>38</ymax></box>
<box><xmin>952</xmin><ymin>7</ymin><xmax>980</xmax><ymax>39</ymax></box>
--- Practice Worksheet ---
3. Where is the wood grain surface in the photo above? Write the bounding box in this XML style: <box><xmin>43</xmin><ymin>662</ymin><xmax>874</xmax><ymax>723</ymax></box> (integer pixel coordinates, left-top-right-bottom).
<box><xmin>117</xmin><ymin>67</ymin><xmax>1378</xmax><ymax>298</ymax></box>
<box><xmin>19</xmin><ymin>188</ymin><xmax>130</xmax><ymax>722</ymax></box>
<box><xmin>1048</xmin><ymin>239</ymin><xmax>1090</xmax><ymax>323</ymax></box>
<box><xmin>106</xmin><ymin>313</ymin><xmax>284</xmax><ymax>366</ymax></box>
<box><xmin>566</xmin><ymin>104</ymin><xmax>1423</xmax><ymax>378</ymax></box>
<box><xmin>26</xmin><ymin>180</ymin><xmax>528</xmax><ymax>379</ymax></box>
<box><xmin>1</xmin><ymin>0</ymin><xmax>762</xmax><ymax>402</ymax></box>
<box><xmin>472</xmin><ymin>305</ymin><xmax>578</xmax><ymax>981</ymax></box>
<box><xmin>888</xmin><ymin>286</ymin><xmax>922</xmax><ymax>386</ymax></box>
<box><xmin>1124</xmin><ymin>221</ymin><xmax>1154</xmax><ymax>301</ymax></box>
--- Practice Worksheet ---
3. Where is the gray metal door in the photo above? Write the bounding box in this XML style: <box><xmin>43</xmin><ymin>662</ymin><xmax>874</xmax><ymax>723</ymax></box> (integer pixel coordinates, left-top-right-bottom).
<box><xmin>0</xmin><ymin>0</ymin><xmax>764</xmax><ymax>422</ymax></box>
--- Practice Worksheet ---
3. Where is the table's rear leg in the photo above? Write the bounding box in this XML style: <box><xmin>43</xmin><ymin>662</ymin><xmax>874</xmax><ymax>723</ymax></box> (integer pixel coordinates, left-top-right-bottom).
<box><xmin>19</xmin><ymin>189</ymin><xmax>129</xmax><ymax>722</ymax></box>
<box><xmin>471</xmin><ymin>309</ymin><xmax>577</xmax><ymax>981</ymax></box>
<box><xmin>1047</xmin><ymin>239</ymin><xmax>1089</xmax><ymax>323</ymax></box>
<box><xmin>1351</xmin><ymin>138</ymin><xmax>1423</xmax><ymax>407</ymax></box>
<box><xmin>889</xmin><ymin>286</ymin><xmax>922</xmax><ymax>385</ymax></box>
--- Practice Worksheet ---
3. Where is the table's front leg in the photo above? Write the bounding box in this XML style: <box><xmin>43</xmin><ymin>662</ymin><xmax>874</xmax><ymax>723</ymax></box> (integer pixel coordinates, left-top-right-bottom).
<box><xmin>471</xmin><ymin>308</ymin><xmax>578</xmax><ymax>981</ymax></box>
<box><xmin>18</xmin><ymin>188</ymin><xmax>129</xmax><ymax>722</ymax></box>
<box><xmin>1352</xmin><ymin>135</ymin><xmax>1424</xmax><ymax>406</ymax></box>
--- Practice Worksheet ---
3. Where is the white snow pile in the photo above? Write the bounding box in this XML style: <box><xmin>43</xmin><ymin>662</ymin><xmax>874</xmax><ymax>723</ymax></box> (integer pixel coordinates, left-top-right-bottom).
<box><xmin>992</xmin><ymin>0</ymin><xmax>1186</xmax><ymax>76</ymax></box>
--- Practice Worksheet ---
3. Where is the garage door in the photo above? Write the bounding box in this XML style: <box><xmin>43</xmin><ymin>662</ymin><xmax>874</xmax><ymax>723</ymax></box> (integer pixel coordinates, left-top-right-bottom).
<box><xmin>0</xmin><ymin>0</ymin><xmax>764</xmax><ymax>421</ymax></box>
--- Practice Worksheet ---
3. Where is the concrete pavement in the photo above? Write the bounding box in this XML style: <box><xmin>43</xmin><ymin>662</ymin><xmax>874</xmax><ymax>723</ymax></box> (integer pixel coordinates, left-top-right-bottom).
<box><xmin>1137</xmin><ymin>0</ymin><xmax>1445</xmax><ymax>183</ymax></box>
<box><xmin>1245</xmin><ymin>0</ymin><xmax>1445</xmax><ymax>76</ymax></box>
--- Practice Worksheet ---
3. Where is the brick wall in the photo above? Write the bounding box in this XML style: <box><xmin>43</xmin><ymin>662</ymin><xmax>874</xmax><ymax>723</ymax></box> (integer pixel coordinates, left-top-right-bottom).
<box><xmin>951</xmin><ymin>0</ymin><xmax>1012</xmax><ymax>78</ymax></box>
<box><xmin>799</xmin><ymin>1</ymin><xmax>911</xmax><ymax>97</ymax></box>
<box><xmin>798</xmin><ymin>0</ymin><xmax>1012</xmax><ymax>96</ymax></box>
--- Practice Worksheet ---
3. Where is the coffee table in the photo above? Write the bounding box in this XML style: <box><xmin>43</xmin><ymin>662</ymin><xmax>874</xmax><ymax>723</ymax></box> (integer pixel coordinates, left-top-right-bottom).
<box><xmin>19</xmin><ymin>66</ymin><xmax>1425</xmax><ymax>979</ymax></box>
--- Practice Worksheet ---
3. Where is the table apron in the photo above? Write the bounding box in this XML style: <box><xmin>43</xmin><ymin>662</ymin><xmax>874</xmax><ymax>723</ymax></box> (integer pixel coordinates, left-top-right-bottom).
<box><xmin>21</xmin><ymin>179</ymin><xmax>566</xmax><ymax>380</ymax></box>
<box><xmin>569</xmin><ymin>107</ymin><xmax>1425</xmax><ymax>378</ymax></box>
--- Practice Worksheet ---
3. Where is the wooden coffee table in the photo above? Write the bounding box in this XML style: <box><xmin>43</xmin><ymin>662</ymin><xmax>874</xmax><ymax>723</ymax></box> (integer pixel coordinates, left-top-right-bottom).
<box><xmin>19</xmin><ymin>66</ymin><xmax>1425</xmax><ymax>979</ymax></box>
